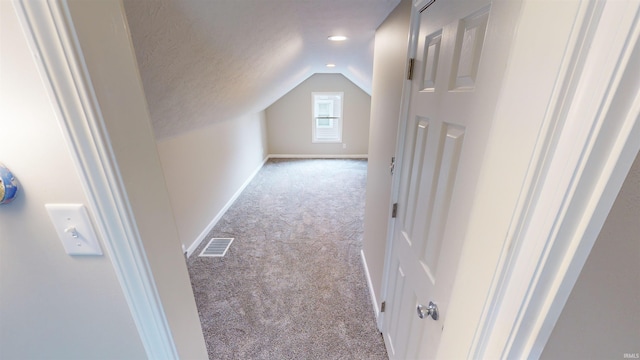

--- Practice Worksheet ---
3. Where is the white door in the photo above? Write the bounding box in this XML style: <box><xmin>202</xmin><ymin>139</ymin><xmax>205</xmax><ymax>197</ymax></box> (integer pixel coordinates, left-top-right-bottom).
<box><xmin>383</xmin><ymin>0</ymin><xmax>520</xmax><ymax>358</ymax></box>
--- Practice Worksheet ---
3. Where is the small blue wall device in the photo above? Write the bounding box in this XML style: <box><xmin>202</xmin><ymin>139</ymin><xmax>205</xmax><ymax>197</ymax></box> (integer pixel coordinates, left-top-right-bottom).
<box><xmin>0</xmin><ymin>163</ymin><xmax>19</xmax><ymax>204</ymax></box>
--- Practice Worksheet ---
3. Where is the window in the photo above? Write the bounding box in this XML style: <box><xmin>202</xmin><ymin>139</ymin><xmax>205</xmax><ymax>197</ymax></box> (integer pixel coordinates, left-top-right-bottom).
<box><xmin>312</xmin><ymin>92</ymin><xmax>343</xmax><ymax>143</ymax></box>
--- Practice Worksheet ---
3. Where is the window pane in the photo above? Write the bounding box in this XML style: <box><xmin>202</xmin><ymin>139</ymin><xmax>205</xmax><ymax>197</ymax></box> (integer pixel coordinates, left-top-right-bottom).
<box><xmin>316</xmin><ymin>118</ymin><xmax>333</xmax><ymax>128</ymax></box>
<box><xmin>318</xmin><ymin>103</ymin><xmax>331</xmax><ymax>116</ymax></box>
<box><xmin>312</xmin><ymin>92</ymin><xmax>343</xmax><ymax>143</ymax></box>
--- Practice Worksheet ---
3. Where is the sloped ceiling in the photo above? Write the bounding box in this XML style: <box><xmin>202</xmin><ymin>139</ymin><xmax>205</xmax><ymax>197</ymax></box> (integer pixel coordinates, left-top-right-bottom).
<box><xmin>123</xmin><ymin>0</ymin><xmax>400</xmax><ymax>139</ymax></box>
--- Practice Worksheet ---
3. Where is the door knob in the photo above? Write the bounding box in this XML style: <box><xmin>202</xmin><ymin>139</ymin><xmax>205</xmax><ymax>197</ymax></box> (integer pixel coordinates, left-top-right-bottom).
<box><xmin>417</xmin><ymin>301</ymin><xmax>439</xmax><ymax>320</ymax></box>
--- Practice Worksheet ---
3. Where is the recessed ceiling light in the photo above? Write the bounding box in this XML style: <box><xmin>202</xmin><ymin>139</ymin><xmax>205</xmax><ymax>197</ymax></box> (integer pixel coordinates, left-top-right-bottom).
<box><xmin>326</xmin><ymin>63</ymin><xmax>336</xmax><ymax>68</ymax></box>
<box><xmin>328</xmin><ymin>35</ymin><xmax>347</xmax><ymax>41</ymax></box>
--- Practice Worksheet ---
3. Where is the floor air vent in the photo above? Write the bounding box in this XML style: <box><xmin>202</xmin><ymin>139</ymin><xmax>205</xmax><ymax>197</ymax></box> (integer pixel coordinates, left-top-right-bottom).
<box><xmin>199</xmin><ymin>238</ymin><xmax>234</xmax><ymax>257</ymax></box>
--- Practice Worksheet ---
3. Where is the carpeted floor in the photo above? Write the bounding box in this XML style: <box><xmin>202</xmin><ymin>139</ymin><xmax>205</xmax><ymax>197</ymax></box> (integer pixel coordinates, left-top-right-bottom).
<box><xmin>187</xmin><ymin>158</ymin><xmax>388</xmax><ymax>360</ymax></box>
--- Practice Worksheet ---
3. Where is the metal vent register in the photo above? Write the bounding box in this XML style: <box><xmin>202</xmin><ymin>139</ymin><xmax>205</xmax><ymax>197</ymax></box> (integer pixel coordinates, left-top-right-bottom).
<box><xmin>199</xmin><ymin>238</ymin><xmax>234</xmax><ymax>257</ymax></box>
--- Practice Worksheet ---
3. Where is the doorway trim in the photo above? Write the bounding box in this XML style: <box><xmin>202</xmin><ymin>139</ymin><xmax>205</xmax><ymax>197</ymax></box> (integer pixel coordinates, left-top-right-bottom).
<box><xmin>380</xmin><ymin>0</ymin><xmax>640</xmax><ymax>358</ymax></box>
<box><xmin>12</xmin><ymin>0</ymin><xmax>178</xmax><ymax>358</ymax></box>
<box><xmin>471</xmin><ymin>1</ymin><xmax>640</xmax><ymax>358</ymax></box>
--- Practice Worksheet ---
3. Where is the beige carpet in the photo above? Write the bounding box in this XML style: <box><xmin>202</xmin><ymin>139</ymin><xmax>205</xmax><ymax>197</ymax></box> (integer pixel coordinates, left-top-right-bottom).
<box><xmin>187</xmin><ymin>158</ymin><xmax>387</xmax><ymax>359</ymax></box>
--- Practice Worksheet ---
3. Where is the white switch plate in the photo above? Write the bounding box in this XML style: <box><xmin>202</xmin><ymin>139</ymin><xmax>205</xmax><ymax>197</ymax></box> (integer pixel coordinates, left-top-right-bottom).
<box><xmin>45</xmin><ymin>204</ymin><xmax>103</xmax><ymax>256</ymax></box>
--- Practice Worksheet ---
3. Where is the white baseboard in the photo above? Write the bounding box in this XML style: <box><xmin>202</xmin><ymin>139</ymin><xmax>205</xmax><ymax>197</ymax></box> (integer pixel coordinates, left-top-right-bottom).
<box><xmin>360</xmin><ymin>249</ymin><xmax>380</xmax><ymax>321</ymax></box>
<box><xmin>268</xmin><ymin>154</ymin><xmax>368</xmax><ymax>159</ymax></box>
<box><xmin>186</xmin><ymin>156</ymin><xmax>268</xmax><ymax>257</ymax></box>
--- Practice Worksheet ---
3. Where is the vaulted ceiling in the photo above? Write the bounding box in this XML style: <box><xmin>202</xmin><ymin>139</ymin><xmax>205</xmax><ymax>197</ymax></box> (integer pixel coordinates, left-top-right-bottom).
<box><xmin>123</xmin><ymin>0</ymin><xmax>400</xmax><ymax>139</ymax></box>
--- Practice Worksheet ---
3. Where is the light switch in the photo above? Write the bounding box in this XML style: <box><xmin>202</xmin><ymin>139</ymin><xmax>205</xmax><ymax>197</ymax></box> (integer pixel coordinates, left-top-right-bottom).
<box><xmin>45</xmin><ymin>204</ymin><xmax>103</xmax><ymax>256</ymax></box>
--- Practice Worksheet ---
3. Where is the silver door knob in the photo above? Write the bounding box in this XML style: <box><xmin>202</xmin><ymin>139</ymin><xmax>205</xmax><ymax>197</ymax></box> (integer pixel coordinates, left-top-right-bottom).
<box><xmin>417</xmin><ymin>301</ymin><xmax>439</xmax><ymax>320</ymax></box>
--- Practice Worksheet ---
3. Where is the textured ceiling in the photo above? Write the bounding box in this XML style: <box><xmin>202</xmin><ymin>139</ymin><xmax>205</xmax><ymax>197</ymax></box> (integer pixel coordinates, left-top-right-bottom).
<box><xmin>123</xmin><ymin>0</ymin><xmax>400</xmax><ymax>139</ymax></box>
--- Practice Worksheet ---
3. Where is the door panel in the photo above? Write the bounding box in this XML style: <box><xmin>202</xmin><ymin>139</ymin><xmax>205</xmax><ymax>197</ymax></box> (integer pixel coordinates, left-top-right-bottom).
<box><xmin>450</xmin><ymin>7</ymin><xmax>489</xmax><ymax>90</ymax></box>
<box><xmin>402</xmin><ymin>118</ymin><xmax>431</xmax><ymax>239</ymax></box>
<box><xmin>420</xmin><ymin>124</ymin><xmax>465</xmax><ymax>281</ymax></box>
<box><xmin>386</xmin><ymin>261</ymin><xmax>411</xmax><ymax>357</ymax></box>
<box><xmin>421</xmin><ymin>31</ymin><xmax>442</xmax><ymax>91</ymax></box>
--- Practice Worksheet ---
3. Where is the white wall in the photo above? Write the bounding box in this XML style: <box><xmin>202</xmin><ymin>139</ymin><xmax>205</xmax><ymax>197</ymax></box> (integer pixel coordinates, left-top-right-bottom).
<box><xmin>157</xmin><ymin>112</ymin><xmax>268</xmax><ymax>252</ymax></box>
<box><xmin>361</xmin><ymin>0</ymin><xmax>412</xmax><ymax>315</ymax></box>
<box><xmin>0</xmin><ymin>2</ymin><xmax>146</xmax><ymax>358</ymax></box>
<box><xmin>266</xmin><ymin>73</ymin><xmax>371</xmax><ymax>156</ymax></box>
<box><xmin>65</xmin><ymin>0</ymin><xmax>208</xmax><ymax>358</ymax></box>
<box><xmin>541</xmin><ymin>151</ymin><xmax>640</xmax><ymax>359</ymax></box>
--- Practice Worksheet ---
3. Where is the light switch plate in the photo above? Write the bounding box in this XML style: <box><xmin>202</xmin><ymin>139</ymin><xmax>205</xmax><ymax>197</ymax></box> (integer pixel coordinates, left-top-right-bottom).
<box><xmin>45</xmin><ymin>204</ymin><xmax>103</xmax><ymax>256</ymax></box>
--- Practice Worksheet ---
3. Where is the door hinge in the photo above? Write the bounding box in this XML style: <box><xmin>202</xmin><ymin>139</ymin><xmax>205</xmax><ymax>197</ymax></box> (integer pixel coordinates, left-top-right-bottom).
<box><xmin>407</xmin><ymin>58</ymin><xmax>415</xmax><ymax>80</ymax></box>
<box><xmin>392</xmin><ymin>203</ymin><xmax>398</xmax><ymax>218</ymax></box>
<box><xmin>381</xmin><ymin>301</ymin><xmax>386</xmax><ymax>313</ymax></box>
<box><xmin>390</xmin><ymin>156</ymin><xmax>396</xmax><ymax>175</ymax></box>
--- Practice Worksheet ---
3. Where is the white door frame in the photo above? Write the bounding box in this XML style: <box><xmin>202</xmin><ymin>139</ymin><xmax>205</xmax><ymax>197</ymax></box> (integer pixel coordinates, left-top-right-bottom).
<box><xmin>380</xmin><ymin>0</ymin><xmax>640</xmax><ymax>358</ymax></box>
<box><xmin>377</xmin><ymin>4</ymin><xmax>421</xmax><ymax>331</ymax></box>
<box><xmin>12</xmin><ymin>0</ymin><xmax>178</xmax><ymax>358</ymax></box>
<box><xmin>471</xmin><ymin>1</ymin><xmax>640</xmax><ymax>358</ymax></box>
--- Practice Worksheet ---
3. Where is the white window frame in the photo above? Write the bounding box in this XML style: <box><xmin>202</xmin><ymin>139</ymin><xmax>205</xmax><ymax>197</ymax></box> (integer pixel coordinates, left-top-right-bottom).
<box><xmin>312</xmin><ymin>92</ymin><xmax>343</xmax><ymax>143</ymax></box>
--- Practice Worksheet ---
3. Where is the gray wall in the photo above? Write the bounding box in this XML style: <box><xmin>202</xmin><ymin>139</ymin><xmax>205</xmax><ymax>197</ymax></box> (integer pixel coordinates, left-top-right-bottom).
<box><xmin>361</xmin><ymin>0</ymin><xmax>412</xmax><ymax>315</ymax></box>
<box><xmin>266</xmin><ymin>73</ymin><xmax>371</xmax><ymax>156</ymax></box>
<box><xmin>157</xmin><ymin>112</ymin><xmax>269</xmax><ymax>251</ymax></box>
<box><xmin>541</xmin><ymin>151</ymin><xmax>640</xmax><ymax>359</ymax></box>
<box><xmin>0</xmin><ymin>2</ymin><xmax>146</xmax><ymax>358</ymax></box>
